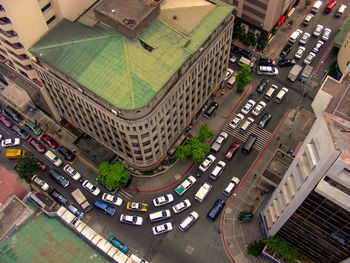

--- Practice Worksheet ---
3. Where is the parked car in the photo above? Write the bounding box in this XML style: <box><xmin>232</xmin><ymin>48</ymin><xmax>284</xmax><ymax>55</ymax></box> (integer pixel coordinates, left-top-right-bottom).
<box><xmin>258</xmin><ymin>113</ymin><xmax>272</xmax><ymax>129</ymax></box>
<box><xmin>229</xmin><ymin>56</ymin><xmax>236</xmax><ymax>63</ymax></box>
<box><xmin>32</xmin><ymin>175</ymin><xmax>49</xmax><ymax>191</ymax></box>
<box><xmin>0</xmin><ymin>115</ymin><xmax>13</xmax><ymax>128</ymax></box>
<box><xmin>175</xmin><ymin>175</ymin><xmax>196</xmax><ymax>196</ymax></box>
<box><xmin>152</xmin><ymin>222</ymin><xmax>173</xmax><ymax>236</ymax></box>
<box><xmin>256</xmin><ymin>77</ymin><xmax>269</xmax><ymax>93</ymax></box>
<box><xmin>322</xmin><ymin>28</ymin><xmax>331</xmax><ymax>41</ymax></box>
<box><xmin>58</xmin><ymin>146</ymin><xmax>75</xmax><ymax>162</ymax></box>
<box><xmin>295</xmin><ymin>46</ymin><xmax>306</xmax><ymax>59</ymax></box>
<box><xmin>278</xmin><ymin>58</ymin><xmax>296</xmax><ymax>67</ymax></box>
<box><xmin>49</xmin><ymin>188</ymin><xmax>68</xmax><ymax>206</ymax></box>
<box><xmin>274</xmin><ymin>87</ymin><xmax>289</xmax><ymax>104</ymax></box>
<box><xmin>209</xmin><ymin>161</ymin><xmax>226</xmax><ymax>180</ymax></box>
<box><xmin>4</xmin><ymin>106</ymin><xmax>23</xmax><ymax>123</ymax></box>
<box><xmin>280</xmin><ymin>44</ymin><xmax>292</xmax><ymax>58</ymax></box>
<box><xmin>224</xmin><ymin>142</ymin><xmax>240</xmax><ymax>160</ymax></box>
<box><xmin>120</xmin><ymin>214</ymin><xmax>143</xmax><ymax>226</ymax></box>
<box><xmin>223</xmin><ymin>177</ymin><xmax>240</xmax><ymax>196</ymax></box>
<box><xmin>257</xmin><ymin>66</ymin><xmax>278</xmax><ymax>76</ymax></box>
<box><xmin>252</xmin><ymin>101</ymin><xmax>266</xmax><ymax>117</ymax></box>
<box><xmin>49</xmin><ymin>169</ymin><xmax>69</xmax><ymax>188</ymax></box>
<box><xmin>240</xmin><ymin>49</ymin><xmax>252</xmax><ymax>59</ymax></box>
<box><xmin>108</xmin><ymin>236</ymin><xmax>129</xmax><ymax>254</ymax></box>
<box><xmin>198</xmin><ymin>154</ymin><xmax>216</xmax><ymax>172</ymax></box>
<box><xmin>68</xmin><ymin>204</ymin><xmax>84</xmax><ymax>220</ymax></box>
<box><xmin>11</xmin><ymin>125</ymin><xmax>29</xmax><ymax>140</ymax></box>
<box><xmin>126</xmin><ymin>202</ymin><xmax>148</xmax><ymax>212</ymax></box>
<box><xmin>153</xmin><ymin>194</ymin><xmax>174</xmax><ymax>207</ymax></box>
<box><xmin>94</xmin><ymin>200</ymin><xmax>116</xmax><ymax>216</ymax></box>
<box><xmin>259</xmin><ymin>58</ymin><xmax>276</xmax><ymax>66</ymax></box>
<box><xmin>211</xmin><ymin>131</ymin><xmax>228</xmax><ymax>153</ymax></box>
<box><xmin>203</xmin><ymin>102</ymin><xmax>218</xmax><ymax>119</ymax></box>
<box><xmin>304</xmin><ymin>52</ymin><xmax>316</xmax><ymax>65</ymax></box>
<box><xmin>229</xmin><ymin>113</ymin><xmax>244</xmax><ymax>129</ymax></box>
<box><xmin>63</xmin><ymin>164</ymin><xmax>81</xmax><ymax>181</ymax></box>
<box><xmin>179</xmin><ymin>211</ymin><xmax>199</xmax><ymax>231</ymax></box>
<box><xmin>325</xmin><ymin>0</ymin><xmax>337</xmax><ymax>13</ymax></box>
<box><xmin>313</xmin><ymin>40</ymin><xmax>324</xmax><ymax>53</ymax></box>
<box><xmin>28</xmin><ymin>138</ymin><xmax>46</xmax><ymax>153</ymax></box>
<box><xmin>207</xmin><ymin>199</ymin><xmax>225</xmax><ymax>221</ymax></box>
<box><xmin>299</xmin><ymin>32</ymin><xmax>311</xmax><ymax>44</ymax></box>
<box><xmin>241</xmin><ymin>99</ymin><xmax>256</xmax><ymax>115</ymax></box>
<box><xmin>313</xmin><ymin>24</ymin><xmax>324</xmax><ymax>37</ymax></box>
<box><xmin>102</xmin><ymin>193</ymin><xmax>123</xmax><ymax>206</ymax></box>
<box><xmin>172</xmin><ymin>199</ymin><xmax>191</xmax><ymax>214</ymax></box>
<box><xmin>40</xmin><ymin>134</ymin><xmax>58</xmax><ymax>149</ymax></box>
<box><xmin>82</xmin><ymin>180</ymin><xmax>101</xmax><ymax>196</ymax></box>
<box><xmin>225</xmin><ymin>68</ymin><xmax>234</xmax><ymax>81</ymax></box>
<box><xmin>1</xmin><ymin>138</ymin><xmax>20</xmax><ymax>147</ymax></box>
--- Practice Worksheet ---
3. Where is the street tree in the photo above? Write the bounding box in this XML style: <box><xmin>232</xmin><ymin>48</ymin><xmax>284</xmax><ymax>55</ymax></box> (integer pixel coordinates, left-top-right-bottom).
<box><xmin>198</xmin><ymin>125</ymin><xmax>214</xmax><ymax>143</ymax></box>
<box><xmin>236</xmin><ymin>64</ymin><xmax>252</xmax><ymax>92</ymax></box>
<box><xmin>97</xmin><ymin>161</ymin><xmax>130</xmax><ymax>190</ymax></box>
<box><xmin>16</xmin><ymin>155</ymin><xmax>40</xmax><ymax>183</ymax></box>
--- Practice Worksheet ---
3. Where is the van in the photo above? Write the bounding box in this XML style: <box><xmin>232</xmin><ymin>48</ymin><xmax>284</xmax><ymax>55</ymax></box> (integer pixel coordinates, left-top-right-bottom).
<box><xmin>264</xmin><ymin>85</ymin><xmax>277</xmax><ymax>101</ymax></box>
<box><xmin>303</xmin><ymin>13</ymin><xmax>314</xmax><ymax>25</ymax></box>
<box><xmin>257</xmin><ymin>66</ymin><xmax>278</xmax><ymax>76</ymax></box>
<box><xmin>274</xmin><ymin>87</ymin><xmax>289</xmax><ymax>103</ymax></box>
<box><xmin>129</xmin><ymin>254</ymin><xmax>149</xmax><ymax>263</ymax></box>
<box><xmin>311</xmin><ymin>0</ymin><xmax>323</xmax><ymax>13</ymax></box>
<box><xmin>325</xmin><ymin>0</ymin><xmax>336</xmax><ymax>13</ymax></box>
<box><xmin>25</xmin><ymin>120</ymin><xmax>42</xmax><ymax>135</ymax></box>
<box><xmin>240</xmin><ymin>117</ymin><xmax>254</xmax><ymax>133</ymax></box>
<box><xmin>335</xmin><ymin>4</ymin><xmax>346</xmax><ymax>17</ymax></box>
<box><xmin>149</xmin><ymin>209</ymin><xmax>171</xmax><ymax>222</ymax></box>
<box><xmin>238</xmin><ymin>56</ymin><xmax>253</xmax><ymax>68</ymax></box>
<box><xmin>49</xmin><ymin>169</ymin><xmax>69</xmax><ymax>188</ymax></box>
<box><xmin>5</xmin><ymin>149</ymin><xmax>25</xmax><ymax>159</ymax></box>
<box><xmin>227</xmin><ymin>74</ymin><xmax>236</xmax><ymax>87</ymax></box>
<box><xmin>289</xmin><ymin>29</ymin><xmax>303</xmax><ymax>43</ymax></box>
<box><xmin>45</xmin><ymin>150</ymin><xmax>63</xmax><ymax>167</ymax></box>
<box><xmin>94</xmin><ymin>200</ymin><xmax>116</xmax><ymax>216</ymax></box>
<box><xmin>207</xmin><ymin>199</ymin><xmax>225</xmax><ymax>221</ymax></box>
<box><xmin>242</xmin><ymin>134</ymin><xmax>257</xmax><ymax>155</ymax></box>
<box><xmin>179</xmin><ymin>211</ymin><xmax>199</xmax><ymax>231</ymax></box>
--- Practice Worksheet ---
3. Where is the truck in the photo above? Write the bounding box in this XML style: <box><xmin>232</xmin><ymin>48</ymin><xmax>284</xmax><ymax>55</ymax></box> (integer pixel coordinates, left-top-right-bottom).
<box><xmin>195</xmin><ymin>182</ymin><xmax>212</xmax><ymax>202</ymax></box>
<box><xmin>71</xmin><ymin>188</ymin><xmax>92</xmax><ymax>212</ymax></box>
<box><xmin>299</xmin><ymin>65</ymin><xmax>313</xmax><ymax>83</ymax></box>
<box><xmin>288</xmin><ymin>64</ymin><xmax>302</xmax><ymax>82</ymax></box>
<box><xmin>5</xmin><ymin>149</ymin><xmax>25</xmax><ymax>159</ymax></box>
<box><xmin>175</xmin><ymin>175</ymin><xmax>196</xmax><ymax>196</ymax></box>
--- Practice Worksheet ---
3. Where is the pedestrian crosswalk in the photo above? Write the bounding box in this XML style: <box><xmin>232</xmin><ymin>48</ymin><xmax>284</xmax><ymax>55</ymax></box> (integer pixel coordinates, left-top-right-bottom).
<box><xmin>223</xmin><ymin>114</ymin><xmax>272</xmax><ymax>152</ymax></box>
<box><xmin>117</xmin><ymin>189</ymin><xmax>132</xmax><ymax>200</ymax></box>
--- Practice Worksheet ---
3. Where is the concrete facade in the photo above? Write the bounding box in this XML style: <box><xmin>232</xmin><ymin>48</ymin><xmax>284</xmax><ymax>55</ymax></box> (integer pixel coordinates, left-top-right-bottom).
<box><xmin>337</xmin><ymin>31</ymin><xmax>350</xmax><ymax>74</ymax></box>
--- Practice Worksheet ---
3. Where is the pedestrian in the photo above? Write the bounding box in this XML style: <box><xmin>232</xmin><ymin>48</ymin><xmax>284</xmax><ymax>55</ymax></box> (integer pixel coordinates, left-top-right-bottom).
<box><xmin>72</xmin><ymin>148</ymin><xmax>76</xmax><ymax>153</ymax></box>
<box><xmin>279</xmin><ymin>143</ymin><xmax>282</xmax><ymax>148</ymax></box>
<box><xmin>276</xmin><ymin>136</ymin><xmax>280</xmax><ymax>142</ymax></box>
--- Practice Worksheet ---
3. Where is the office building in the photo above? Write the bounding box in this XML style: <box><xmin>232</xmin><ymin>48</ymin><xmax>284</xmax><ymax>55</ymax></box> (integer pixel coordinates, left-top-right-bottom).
<box><xmin>29</xmin><ymin>0</ymin><xmax>234</xmax><ymax>169</ymax></box>
<box><xmin>260</xmin><ymin>75</ymin><xmax>350</xmax><ymax>263</ymax></box>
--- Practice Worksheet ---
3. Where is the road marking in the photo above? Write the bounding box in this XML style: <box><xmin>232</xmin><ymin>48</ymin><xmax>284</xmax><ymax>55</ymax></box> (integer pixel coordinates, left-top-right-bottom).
<box><xmin>77</xmin><ymin>155</ymin><xmax>98</xmax><ymax>172</ymax></box>
<box><xmin>117</xmin><ymin>189</ymin><xmax>132</xmax><ymax>200</ymax></box>
<box><xmin>302</xmin><ymin>118</ymin><xmax>310</xmax><ymax>130</ymax></box>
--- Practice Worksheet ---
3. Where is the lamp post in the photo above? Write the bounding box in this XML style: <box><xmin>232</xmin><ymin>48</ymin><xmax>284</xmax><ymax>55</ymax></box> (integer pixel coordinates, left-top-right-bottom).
<box><xmin>111</xmin><ymin>9</ymin><xmax>116</xmax><ymax>29</ymax></box>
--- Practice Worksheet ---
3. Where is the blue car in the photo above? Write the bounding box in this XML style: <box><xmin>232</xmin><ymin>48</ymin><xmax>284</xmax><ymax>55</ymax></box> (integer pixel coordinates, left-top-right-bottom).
<box><xmin>108</xmin><ymin>236</ymin><xmax>129</xmax><ymax>254</ymax></box>
<box><xmin>207</xmin><ymin>199</ymin><xmax>225</xmax><ymax>221</ymax></box>
<box><xmin>94</xmin><ymin>200</ymin><xmax>116</xmax><ymax>216</ymax></box>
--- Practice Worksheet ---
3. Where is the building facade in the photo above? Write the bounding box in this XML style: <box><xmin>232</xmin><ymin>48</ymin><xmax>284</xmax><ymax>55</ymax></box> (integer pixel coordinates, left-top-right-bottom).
<box><xmin>30</xmin><ymin>0</ymin><xmax>234</xmax><ymax>170</ymax></box>
<box><xmin>260</xmin><ymin>75</ymin><xmax>350</xmax><ymax>263</ymax></box>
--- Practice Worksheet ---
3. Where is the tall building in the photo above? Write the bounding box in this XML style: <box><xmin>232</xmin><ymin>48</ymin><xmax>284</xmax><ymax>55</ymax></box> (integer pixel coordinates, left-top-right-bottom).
<box><xmin>260</xmin><ymin>75</ymin><xmax>350</xmax><ymax>263</ymax></box>
<box><xmin>29</xmin><ymin>0</ymin><xmax>234</xmax><ymax>170</ymax></box>
<box><xmin>223</xmin><ymin>0</ymin><xmax>298</xmax><ymax>36</ymax></box>
<box><xmin>334</xmin><ymin>15</ymin><xmax>350</xmax><ymax>74</ymax></box>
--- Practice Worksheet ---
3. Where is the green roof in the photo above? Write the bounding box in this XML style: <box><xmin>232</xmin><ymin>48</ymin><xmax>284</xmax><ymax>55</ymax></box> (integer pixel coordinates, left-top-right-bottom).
<box><xmin>30</xmin><ymin>1</ymin><xmax>233</xmax><ymax>110</ymax></box>
<box><xmin>334</xmin><ymin>15</ymin><xmax>350</xmax><ymax>48</ymax></box>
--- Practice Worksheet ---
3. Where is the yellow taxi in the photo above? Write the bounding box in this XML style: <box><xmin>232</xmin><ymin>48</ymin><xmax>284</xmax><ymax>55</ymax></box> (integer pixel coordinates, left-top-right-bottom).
<box><xmin>126</xmin><ymin>202</ymin><xmax>148</xmax><ymax>212</ymax></box>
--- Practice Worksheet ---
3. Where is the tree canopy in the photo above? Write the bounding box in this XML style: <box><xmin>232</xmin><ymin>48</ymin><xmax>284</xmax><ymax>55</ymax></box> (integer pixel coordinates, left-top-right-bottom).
<box><xmin>97</xmin><ymin>161</ymin><xmax>130</xmax><ymax>190</ymax></box>
<box><xmin>16</xmin><ymin>155</ymin><xmax>40</xmax><ymax>183</ymax></box>
<box><xmin>236</xmin><ymin>64</ymin><xmax>252</xmax><ymax>92</ymax></box>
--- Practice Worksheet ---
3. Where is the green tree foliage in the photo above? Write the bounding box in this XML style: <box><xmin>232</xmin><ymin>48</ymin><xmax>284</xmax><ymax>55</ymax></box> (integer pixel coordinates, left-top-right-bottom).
<box><xmin>329</xmin><ymin>61</ymin><xmax>342</xmax><ymax>80</ymax></box>
<box><xmin>247</xmin><ymin>240</ymin><xmax>267</xmax><ymax>257</ymax></box>
<box><xmin>266</xmin><ymin>237</ymin><xmax>298</xmax><ymax>263</ymax></box>
<box><xmin>257</xmin><ymin>35</ymin><xmax>268</xmax><ymax>51</ymax></box>
<box><xmin>233</xmin><ymin>25</ymin><xmax>245</xmax><ymax>40</ymax></box>
<box><xmin>97</xmin><ymin>161</ymin><xmax>130</xmax><ymax>190</ymax></box>
<box><xmin>175</xmin><ymin>143</ymin><xmax>191</xmax><ymax>162</ymax></box>
<box><xmin>16</xmin><ymin>155</ymin><xmax>40</xmax><ymax>183</ymax></box>
<box><xmin>198</xmin><ymin>125</ymin><xmax>214</xmax><ymax>143</ymax></box>
<box><xmin>236</xmin><ymin>64</ymin><xmax>252</xmax><ymax>92</ymax></box>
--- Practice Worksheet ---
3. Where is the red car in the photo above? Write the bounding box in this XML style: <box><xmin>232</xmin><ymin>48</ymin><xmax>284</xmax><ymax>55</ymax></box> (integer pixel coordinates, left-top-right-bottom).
<box><xmin>0</xmin><ymin>115</ymin><xmax>13</xmax><ymax>128</ymax></box>
<box><xmin>28</xmin><ymin>137</ymin><xmax>46</xmax><ymax>153</ymax></box>
<box><xmin>225</xmin><ymin>142</ymin><xmax>240</xmax><ymax>160</ymax></box>
<box><xmin>40</xmin><ymin>134</ymin><xmax>58</xmax><ymax>149</ymax></box>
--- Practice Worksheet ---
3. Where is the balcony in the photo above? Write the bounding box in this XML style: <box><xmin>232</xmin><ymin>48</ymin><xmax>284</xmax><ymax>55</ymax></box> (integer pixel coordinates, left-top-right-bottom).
<box><xmin>0</xmin><ymin>28</ymin><xmax>18</xmax><ymax>42</ymax></box>
<box><xmin>13</xmin><ymin>60</ymin><xmax>33</xmax><ymax>71</ymax></box>
<box><xmin>3</xmin><ymin>40</ymin><xmax>24</xmax><ymax>54</ymax></box>
<box><xmin>8</xmin><ymin>50</ymin><xmax>29</xmax><ymax>62</ymax></box>
<box><xmin>0</xmin><ymin>17</ymin><xmax>12</xmax><ymax>31</ymax></box>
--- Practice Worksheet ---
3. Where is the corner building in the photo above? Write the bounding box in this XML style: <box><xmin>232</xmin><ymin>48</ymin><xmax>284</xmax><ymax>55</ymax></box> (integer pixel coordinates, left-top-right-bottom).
<box><xmin>30</xmin><ymin>0</ymin><xmax>234</xmax><ymax>170</ymax></box>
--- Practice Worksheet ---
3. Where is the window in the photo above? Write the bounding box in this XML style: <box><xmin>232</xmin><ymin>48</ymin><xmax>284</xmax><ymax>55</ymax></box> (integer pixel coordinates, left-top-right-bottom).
<box><xmin>46</xmin><ymin>15</ymin><xmax>56</xmax><ymax>25</ymax></box>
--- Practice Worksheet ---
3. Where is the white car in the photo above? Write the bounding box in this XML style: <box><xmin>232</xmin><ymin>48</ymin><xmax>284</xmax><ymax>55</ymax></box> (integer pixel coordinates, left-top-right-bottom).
<box><xmin>102</xmin><ymin>193</ymin><xmax>123</xmax><ymax>206</ymax></box>
<box><xmin>172</xmin><ymin>199</ymin><xmax>191</xmax><ymax>214</ymax></box>
<box><xmin>63</xmin><ymin>165</ymin><xmax>81</xmax><ymax>181</ymax></box>
<box><xmin>1</xmin><ymin>138</ymin><xmax>20</xmax><ymax>147</ymax></box>
<box><xmin>229</xmin><ymin>56</ymin><xmax>236</xmax><ymax>64</ymax></box>
<box><xmin>211</xmin><ymin>131</ymin><xmax>228</xmax><ymax>153</ymax></box>
<box><xmin>303</xmin><ymin>52</ymin><xmax>316</xmax><ymax>65</ymax></box>
<box><xmin>178</xmin><ymin>211</ymin><xmax>199</xmax><ymax>231</ymax></box>
<box><xmin>313</xmin><ymin>24</ymin><xmax>324</xmax><ymax>37</ymax></box>
<box><xmin>32</xmin><ymin>175</ymin><xmax>49</xmax><ymax>191</ymax></box>
<box><xmin>82</xmin><ymin>180</ymin><xmax>101</xmax><ymax>196</ymax></box>
<box><xmin>152</xmin><ymin>222</ymin><xmax>173</xmax><ymax>235</ymax></box>
<box><xmin>198</xmin><ymin>154</ymin><xmax>216</xmax><ymax>172</ymax></box>
<box><xmin>294</xmin><ymin>46</ymin><xmax>306</xmax><ymax>59</ymax></box>
<box><xmin>225</xmin><ymin>68</ymin><xmax>234</xmax><ymax>80</ymax></box>
<box><xmin>312</xmin><ymin>40</ymin><xmax>324</xmax><ymax>53</ymax></box>
<box><xmin>322</xmin><ymin>28</ymin><xmax>331</xmax><ymax>41</ymax></box>
<box><xmin>241</xmin><ymin>99</ymin><xmax>256</xmax><ymax>115</ymax></box>
<box><xmin>299</xmin><ymin>32</ymin><xmax>311</xmax><ymax>44</ymax></box>
<box><xmin>229</xmin><ymin>113</ymin><xmax>244</xmax><ymax>129</ymax></box>
<box><xmin>252</xmin><ymin>101</ymin><xmax>266</xmax><ymax>117</ymax></box>
<box><xmin>209</xmin><ymin>160</ymin><xmax>226</xmax><ymax>180</ymax></box>
<box><xmin>175</xmin><ymin>176</ymin><xmax>196</xmax><ymax>196</ymax></box>
<box><xmin>120</xmin><ymin>214</ymin><xmax>143</xmax><ymax>226</ymax></box>
<box><xmin>153</xmin><ymin>194</ymin><xmax>174</xmax><ymax>207</ymax></box>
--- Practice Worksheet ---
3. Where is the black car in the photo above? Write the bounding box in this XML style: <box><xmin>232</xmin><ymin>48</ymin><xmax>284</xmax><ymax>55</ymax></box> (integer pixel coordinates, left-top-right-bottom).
<box><xmin>11</xmin><ymin>125</ymin><xmax>29</xmax><ymax>140</ymax></box>
<box><xmin>259</xmin><ymin>58</ymin><xmax>276</xmax><ymax>66</ymax></box>
<box><xmin>4</xmin><ymin>106</ymin><xmax>23</xmax><ymax>123</ymax></box>
<box><xmin>258</xmin><ymin>113</ymin><xmax>272</xmax><ymax>129</ymax></box>
<box><xmin>278</xmin><ymin>58</ymin><xmax>296</xmax><ymax>67</ymax></box>
<box><xmin>230</xmin><ymin>45</ymin><xmax>242</xmax><ymax>55</ymax></box>
<box><xmin>256</xmin><ymin>77</ymin><xmax>269</xmax><ymax>93</ymax></box>
<box><xmin>58</xmin><ymin>146</ymin><xmax>76</xmax><ymax>162</ymax></box>
<box><xmin>50</xmin><ymin>188</ymin><xmax>68</xmax><ymax>206</ymax></box>
<box><xmin>203</xmin><ymin>102</ymin><xmax>218</xmax><ymax>119</ymax></box>
<box><xmin>240</xmin><ymin>49</ymin><xmax>252</xmax><ymax>59</ymax></box>
<box><xmin>280</xmin><ymin>44</ymin><xmax>292</xmax><ymax>58</ymax></box>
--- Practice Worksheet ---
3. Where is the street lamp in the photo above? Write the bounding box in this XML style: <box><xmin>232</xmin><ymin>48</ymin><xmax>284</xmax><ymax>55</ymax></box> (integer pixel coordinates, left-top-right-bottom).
<box><xmin>111</xmin><ymin>9</ymin><xmax>116</xmax><ymax>29</ymax></box>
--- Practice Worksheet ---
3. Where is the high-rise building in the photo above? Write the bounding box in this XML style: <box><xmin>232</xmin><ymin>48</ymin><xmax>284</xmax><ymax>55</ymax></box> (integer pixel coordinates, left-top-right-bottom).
<box><xmin>223</xmin><ymin>0</ymin><xmax>298</xmax><ymax>36</ymax></box>
<box><xmin>29</xmin><ymin>0</ymin><xmax>234</xmax><ymax>170</ymax></box>
<box><xmin>260</xmin><ymin>75</ymin><xmax>350</xmax><ymax>263</ymax></box>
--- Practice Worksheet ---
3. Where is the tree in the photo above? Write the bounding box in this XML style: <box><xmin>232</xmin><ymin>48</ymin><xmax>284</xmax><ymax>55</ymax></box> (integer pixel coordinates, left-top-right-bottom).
<box><xmin>175</xmin><ymin>143</ymin><xmax>191</xmax><ymax>162</ymax></box>
<box><xmin>266</xmin><ymin>237</ymin><xmax>298</xmax><ymax>263</ymax></box>
<box><xmin>97</xmin><ymin>161</ymin><xmax>130</xmax><ymax>190</ymax></box>
<box><xmin>236</xmin><ymin>64</ymin><xmax>251</xmax><ymax>92</ymax></box>
<box><xmin>247</xmin><ymin>240</ymin><xmax>267</xmax><ymax>257</ymax></box>
<box><xmin>329</xmin><ymin>61</ymin><xmax>342</xmax><ymax>80</ymax></box>
<box><xmin>189</xmin><ymin>137</ymin><xmax>210</xmax><ymax>162</ymax></box>
<box><xmin>288</xmin><ymin>19</ymin><xmax>294</xmax><ymax>26</ymax></box>
<box><xmin>16</xmin><ymin>155</ymin><xmax>40</xmax><ymax>183</ymax></box>
<box><xmin>233</xmin><ymin>25</ymin><xmax>245</xmax><ymax>40</ymax></box>
<box><xmin>305</xmin><ymin>0</ymin><xmax>311</xmax><ymax>6</ymax></box>
<box><xmin>198</xmin><ymin>125</ymin><xmax>214</xmax><ymax>143</ymax></box>
<box><xmin>257</xmin><ymin>35</ymin><xmax>268</xmax><ymax>51</ymax></box>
